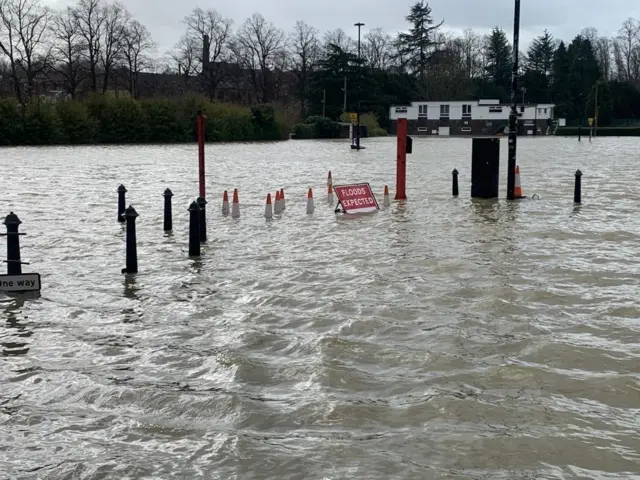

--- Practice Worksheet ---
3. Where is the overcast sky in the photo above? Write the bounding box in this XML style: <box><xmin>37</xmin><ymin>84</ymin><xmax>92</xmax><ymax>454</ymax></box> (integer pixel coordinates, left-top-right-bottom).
<box><xmin>44</xmin><ymin>0</ymin><xmax>640</xmax><ymax>56</ymax></box>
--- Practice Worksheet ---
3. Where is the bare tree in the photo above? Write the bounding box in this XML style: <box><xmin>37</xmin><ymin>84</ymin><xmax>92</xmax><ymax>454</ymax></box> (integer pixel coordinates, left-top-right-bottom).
<box><xmin>363</xmin><ymin>27</ymin><xmax>393</xmax><ymax>70</ymax></box>
<box><xmin>594</xmin><ymin>36</ymin><xmax>613</xmax><ymax>80</ymax></box>
<box><xmin>0</xmin><ymin>0</ymin><xmax>53</xmax><ymax>106</ymax></box>
<box><xmin>50</xmin><ymin>6</ymin><xmax>85</xmax><ymax>98</ymax></box>
<box><xmin>289</xmin><ymin>20</ymin><xmax>319</xmax><ymax>117</ymax></box>
<box><xmin>183</xmin><ymin>7</ymin><xmax>233</xmax><ymax>100</ymax></box>
<box><xmin>323</xmin><ymin>28</ymin><xmax>354</xmax><ymax>53</ymax></box>
<box><xmin>615</xmin><ymin>18</ymin><xmax>640</xmax><ymax>83</ymax></box>
<box><xmin>120</xmin><ymin>19</ymin><xmax>154</xmax><ymax>98</ymax></box>
<box><xmin>166</xmin><ymin>34</ymin><xmax>199</xmax><ymax>78</ymax></box>
<box><xmin>232</xmin><ymin>13</ymin><xmax>286</xmax><ymax>103</ymax></box>
<box><xmin>99</xmin><ymin>0</ymin><xmax>127</xmax><ymax>93</ymax></box>
<box><xmin>459</xmin><ymin>28</ymin><xmax>483</xmax><ymax>78</ymax></box>
<box><xmin>72</xmin><ymin>0</ymin><xmax>103</xmax><ymax>92</ymax></box>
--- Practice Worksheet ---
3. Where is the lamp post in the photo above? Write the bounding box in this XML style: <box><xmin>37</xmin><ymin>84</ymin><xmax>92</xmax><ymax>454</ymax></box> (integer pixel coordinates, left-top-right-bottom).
<box><xmin>507</xmin><ymin>0</ymin><xmax>521</xmax><ymax>200</ymax></box>
<box><xmin>354</xmin><ymin>22</ymin><xmax>364</xmax><ymax>151</ymax></box>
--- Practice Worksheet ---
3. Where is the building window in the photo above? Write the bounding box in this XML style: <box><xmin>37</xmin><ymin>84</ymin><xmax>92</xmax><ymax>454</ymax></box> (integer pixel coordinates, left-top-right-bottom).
<box><xmin>544</xmin><ymin>108</ymin><xmax>548</xmax><ymax>114</ymax></box>
<box><xmin>418</xmin><ymin>105</ymin><xmax>428</xmax><ymax>117</ymax></box>
<box><xmin>462</xmin><ymin>104</ymin><xmax>472</xmax><ymax>117</ymax></box>
<box><xmin>489</xmin><ymin>106</ymin><xmax>502</xmax><ymax>113</ymax></box>
<box><xmin>440</xmin><ymin>104</ymin><xmax>450</xmax><ymax>117</ymax></box>
<box><xmin>394</xmin><ymin>107</ymin><xmax>407</xmax><ymax>114</ymax></box>
<box><xmin>417</xmin><ymin>127</ymin><xmax>428</xmax><ymax>131</ymax></box>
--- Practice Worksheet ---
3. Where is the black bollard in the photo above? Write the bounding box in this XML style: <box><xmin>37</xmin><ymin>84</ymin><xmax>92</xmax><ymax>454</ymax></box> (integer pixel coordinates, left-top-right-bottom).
<box><xmin>122</xmin><ymin>206</ymin><xmax>139</xmax><ymax>274</ymax></box>
<box><xmin>188</xmin><ymin>201</ymin><xmax>200</xmax><ymax>257</ymax></box>
<box><xmin>117</xmin><ymin>184</ymin><xmax>127</xmax><ymax>223</ymax></box>
<box><xmin>196</xmin><ymin>195</ymin><xmax>207</xmax><ymax>243</ymax></box>
<box><xmin>452</xmin><ymin>169</ymin><xmax>459</xmax><ymax>197</ymax></box>
<box><xmin>163</xmin><ymin>188</ymin><xmax>173</xmax><ymax>231</ymax></box>
<box><xmin>574</xmin><ymin>170</ymin><xmax>582</xmax><ymax>204</ymax></box>
<box><xmin>3</xmin><ymin>212</ymin><xmax>23</xmax><ymax>275</ymax></box>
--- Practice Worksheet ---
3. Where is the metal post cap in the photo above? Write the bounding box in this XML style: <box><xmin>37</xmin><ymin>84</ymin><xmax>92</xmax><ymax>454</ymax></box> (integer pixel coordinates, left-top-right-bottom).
<box><xmin>3</xmin><ymin>211</ymin><xmax>21</xmax><ymax>226</ymax></box>
<box><xmin>163</xmin><ymin>188</ymin><xmax>173</xmax><ymax>197</ymax></box>
<box><xmin>452</xmin><ymin>169</ymin><xmax>458</xmax><ymax>175</ymax></box>
<box><xmin>196</xmin><ymin>196</ymin><xmax>207</xmax><ymax>206</ymax></box>
<box><xmin>575</xmin><ymin>170</ymin><xmax>583</xmax><ymax>176</ymax></box>
<box><xmin>117</xmin><ymin>184</ymin><xmax>127</xmax><ymax>193</ymax></box>
<box><xmin>124</xmin><ymin>205</ymin><xmax>139</xmax><ymax>218</ymax></box>
<box><xmin>188</xmin><ymin>201</ymin><xmax>199</xmax><ymax>211</ymax></box>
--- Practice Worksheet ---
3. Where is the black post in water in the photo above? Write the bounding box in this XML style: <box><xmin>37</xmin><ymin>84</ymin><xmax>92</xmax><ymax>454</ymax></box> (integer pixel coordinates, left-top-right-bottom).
<box><xmin>122</xmin><ymin>206</ymin><xmax>139</xmax><ymax>274</ymax></box>
<box><xmin>452</xmin><ymin>169</ymin><xmax>459</xmax><ymax>196</ymax></box>
<box><xmin>117</xmin><ymin>184</ymin><xmax>127</xmax><ymax>222</ymax></box>
<box><xmin>196</xmin><ymin>196</ymin><xmax>207</xmax><ymax>243</ymax></box>
<box><xmin>574</xmin><ymin>170</ymin><xmax>582</xmax><ymax>204</ymax></box>
<box><xmin>188</xmin><ymin>201</ymin><xmax>201</xmax><ymax>257</ymax></box>
<box><xmin>3</xmin><ymin>212</ymin><xmax>22</xmax><ymax>275</ymax></box>
<box><xmin>507</xmin><ymin>0</ymin><xmax>521</xmax><ymax>201</ymax></box>
<box><xmin>163</xmin><ymin>188</ymin><xmax>173</xmax><ymax>231</ymax></box>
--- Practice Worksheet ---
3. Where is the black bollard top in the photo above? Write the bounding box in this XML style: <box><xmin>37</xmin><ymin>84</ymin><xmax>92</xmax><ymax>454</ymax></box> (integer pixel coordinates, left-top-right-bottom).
<box><xmin>3</xmin><ymin>211</ymin><xmax>21</xmax><ymax>226</ymax></box>
<box><xmin>196</xmin><ymin>196</ymin><xmax>208</xmax><ymax>207</ymax></box>
<box><xmin>163</xmin><ymin>188</ymin><xmax>174</xmax><ymax>197</ymax></box>
<box><xmin>124</xmin><ymin>205</ymin><xmax>139</xmax><ymax>218</ymax></box>
<box><xmin>117</xmin><ymin>184</ymin><xmax>127</xmax><ymax>193</ymax></box>
<box><xmin>452</xmin><ymin>169</ymin><xmax>458</xmax><ymax>175</ymax></box>
<box><xmin>188</xmin><ymin>201</ymin><xmax>199</xmax><ymax>212</ymax></box>
<box><xmin>575</xmin><ymin>169</ymin><xmax>583</xmax><ymax>177</ymax></box>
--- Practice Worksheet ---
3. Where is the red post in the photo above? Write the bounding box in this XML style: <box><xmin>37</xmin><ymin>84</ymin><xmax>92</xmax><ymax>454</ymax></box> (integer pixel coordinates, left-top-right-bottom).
<box><xmin>395</xmin><ymin>117</ymin><xmax>407</xmax><ymax>200</ymax></box>
<box><xmin>197</xmin><ymin>112</ymin><xmax>205</xmax><ymax>198</ymax></box>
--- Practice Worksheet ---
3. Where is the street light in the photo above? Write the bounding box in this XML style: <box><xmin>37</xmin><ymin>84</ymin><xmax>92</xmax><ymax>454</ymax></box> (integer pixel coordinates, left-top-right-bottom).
<box><xmin>353</xmin><ymin>22</ymin><xmax>364</xmax><ymax>151</ymax></box>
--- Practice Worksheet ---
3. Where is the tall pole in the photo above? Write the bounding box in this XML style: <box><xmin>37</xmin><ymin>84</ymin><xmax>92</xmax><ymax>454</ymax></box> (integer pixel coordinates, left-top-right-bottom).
<box><xmin>322</xmin><ymin>89</ymin><xmax>326</xmax><ymax>117</ymax></box>
<box><xmin>507</xmin><ymin>0</ymin><xmax>521</xmax><ymax>200</ymax></box>
<box><xmin>342</xmin><ymin>76</ymin><xmax>347</xmax><ymax>113</ymax></box>
<box><xmin>578</xmin><ymin>56</ymin><xmax>584</xmax><ymax>142</ymax></box>
<box><xmin>594</xmin><ymin>81</ymin><xmax>599</xmax><ymax>137</ymax></box>
<box><xmin>354</xmin><ymin>22</ymin><xmax>364</xmax><ymax>150</ymax></box>
<box><xmin>197</xmin><ymin>111</ymin><xmax>205</xmax><ymax>198</ymax></box>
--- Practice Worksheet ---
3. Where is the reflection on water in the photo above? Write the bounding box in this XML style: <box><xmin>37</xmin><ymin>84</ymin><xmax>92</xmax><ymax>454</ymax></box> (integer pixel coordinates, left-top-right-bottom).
<box><xmin>0</xmin><ymin>137</ymin><xmax>639</xmax><ymax>479</ymax></box>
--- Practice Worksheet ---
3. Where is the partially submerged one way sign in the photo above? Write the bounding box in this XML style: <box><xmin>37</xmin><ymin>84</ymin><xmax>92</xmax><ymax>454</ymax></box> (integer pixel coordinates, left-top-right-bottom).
<box><xmin>333</xmin><ymin>183</ymin><xmax>379</xmax><ymax>214</ymax></box>
<box><xmin>0</xmin><ymin>273</ymin><xmax>41</xmax><ymax>292</ymax></box>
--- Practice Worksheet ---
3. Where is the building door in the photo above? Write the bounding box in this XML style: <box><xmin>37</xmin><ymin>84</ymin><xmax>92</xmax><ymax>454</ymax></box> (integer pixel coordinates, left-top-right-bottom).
<box><xmin>439</xmin><ymin>126</ymin><xmax>450</xmax><ymax>136</ymax></box>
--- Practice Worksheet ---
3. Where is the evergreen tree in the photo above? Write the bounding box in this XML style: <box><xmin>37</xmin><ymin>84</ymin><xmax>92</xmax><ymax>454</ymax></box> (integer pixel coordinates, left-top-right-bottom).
<box><xmin>523</xmin><ymin>30</ymin><xmax>556</xmax><ymax>103</ymax></box>
<box><xmin>484</xmin><ymin>27</ymin><xmax>512</xmax><ymax>98</ymax></box>
<box><xmin>396</xmin><ymin>1</ymin><xmax>444</xmax><ymax>84</ymax></box>
<box><xmin>567</xmin><ymin>36</ymin><xmax>601</xmax><ymax>123</ymax></box>
<box><xmin>551</xmin><ymin>41</ymin><xmax>571</xmax><ymax>118</ymax></box>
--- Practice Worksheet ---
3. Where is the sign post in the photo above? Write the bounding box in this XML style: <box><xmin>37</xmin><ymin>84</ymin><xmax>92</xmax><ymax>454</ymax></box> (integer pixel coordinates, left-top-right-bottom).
<box><xmin>197</xmin><ymin>111</ymin><xmax>206</xmax><ymax>198</ymax></box>
<box><xmin>348</xmin><ymin>112</ymin><xmax>357</xmax><ymax>123</ymax></box>
<box><xmin>333</xmin><ymin>183</ymin><xmax>379</xmax><ymax>214</ymax></box>
<box><xmin>1</xmin><ymin>212</ymin><xmax>41</xmax><ymax>293</ymax></box>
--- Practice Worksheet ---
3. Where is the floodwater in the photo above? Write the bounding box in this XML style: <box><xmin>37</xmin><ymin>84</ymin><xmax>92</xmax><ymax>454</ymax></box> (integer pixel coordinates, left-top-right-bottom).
<box><xmin>1</xmin><ymin>136</ymin><xmax>639</xmax><ymax>480</ymax></box>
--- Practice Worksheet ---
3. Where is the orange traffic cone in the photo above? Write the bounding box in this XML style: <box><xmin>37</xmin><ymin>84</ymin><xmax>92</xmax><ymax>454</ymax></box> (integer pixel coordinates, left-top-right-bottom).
<box><xmin>265</xmin><ymin>193</ymin><xmax>273</xmax><ymax>219</ymax></box>
<box><xmin>306</xmin><ymin>187</ymin><xmax>314</xmax><ymax>214</ymax></box>
<box><xmin>274</xmin><ymin>190</ymin><xmax>281</xmax><ymax>214</ymax></box>
<box><xmin>231</xmin><ymin>188</ymin><xmax>240</xmax><ymax>218</ymax></box>
<box><xmin>514</xmin><ymin>165</ymin><xmax>524</xmax><ymax>198</ymax></box>
<box><xmin>222</xmin><ymin>190</ymin><xmax>229</xmax><ymax>216</ymax></box>
<box><xmin>280</xmin><ymin>188</ymin><xmax>286</xmax><ymax>210</ymax></box>
<box><xmin>383</xmin><ymin>185</ymin><xmax>390</xmax><ymax>207</ymax></box>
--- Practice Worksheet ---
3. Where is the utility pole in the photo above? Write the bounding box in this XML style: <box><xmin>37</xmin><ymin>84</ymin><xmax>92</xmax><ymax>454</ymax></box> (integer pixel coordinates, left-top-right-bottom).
<box><xmin>322</xmin><ymin>89</ymin><xmax>326</xmax><ymax>117</ymax></box>
<box><xmin>354</xmin><ymin>21</ymin><xmax>365</xmax><ymax>150</ymax></box>
<box><xmin>594</xmin><ymin>81</ymin><xmax>599</xmax><ymax>137</ymax></box>
<box><xmin>507</xmin><ymin>0</ymin><xmax>521</xmax><ymax>201</ymax></box>
<box><xmin>578</xmin><ymin>55</ymin><xmax>584</xmax><ymax>142</ymax></box>
<box><xmin>342</xmin><ymin>76</ymin><xmax>347</xmax><ymax>113</ymax></box>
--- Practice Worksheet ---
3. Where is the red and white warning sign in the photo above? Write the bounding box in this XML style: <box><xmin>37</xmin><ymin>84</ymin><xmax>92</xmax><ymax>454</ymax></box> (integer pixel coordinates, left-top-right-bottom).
<box><xmin>333</xmin><ymin>183</ymin><xmax>379</xmax><ymax>214</ymax></box>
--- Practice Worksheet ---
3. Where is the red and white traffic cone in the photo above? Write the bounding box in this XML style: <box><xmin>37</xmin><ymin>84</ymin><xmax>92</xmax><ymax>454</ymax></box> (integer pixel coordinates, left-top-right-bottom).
<box><xmin>279</xmin><ymin>188</ymin><xmax>286</xmax><ymax>210</ymax></box>
<box><xmin>274</xmin><ymin>190</ymin><xmax>281</xmax><ymax>214</ymax></box>
<box><xmin>383</xmin><ymin>185</ymin><xmax>390</xmax><ymax>207</ymax></box>
<box><xmin>514</xmin><ymin>165</ymin><xmax>524</xmax><ymax>198</ymax></box>
<box><xmin>327</xmin><ymin>183</ymin><xmax>334</xmax><ymax>204</ymax></box>
<box><xmin>222</xmin><ymin>190</ymin><xmax>229</xmax><ymax>216</ymax></box>
<box><xmin>306</xmin><ymin>187</ymin><xmax>314</xmax><ymax>214</ymax></box>
<box><xmin>231</xmin><ymin>188</ymin><xmax>240</xmax><ymax>218</ymax></box>
<box><xmin>327</xmin><ymin>171</ymin><xmax>332</xmax><ymax>187</ymax></box>
<box><xmin>264</xmin><ymin>193</ymin><xmax>273</xmax><ymax>219</ymax></box>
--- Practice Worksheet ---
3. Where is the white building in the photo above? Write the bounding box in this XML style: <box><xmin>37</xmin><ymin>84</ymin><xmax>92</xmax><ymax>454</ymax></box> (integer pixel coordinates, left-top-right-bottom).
<box><xmin>389</xmin><ymin>99</ymin><xmax>556</xmax><ymax>136</ymax></box>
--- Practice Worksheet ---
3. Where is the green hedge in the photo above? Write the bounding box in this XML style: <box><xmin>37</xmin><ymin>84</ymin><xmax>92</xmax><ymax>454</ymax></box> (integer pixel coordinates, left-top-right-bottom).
<box><xmin>556</xmin><ymin>126</ymin><xmax>640</xmax><ymax>136</ymax></box>
<box><xmin>0</xmin><ymin>95</ymin><xmax>288</xmax><ymax>146</ymax></box>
